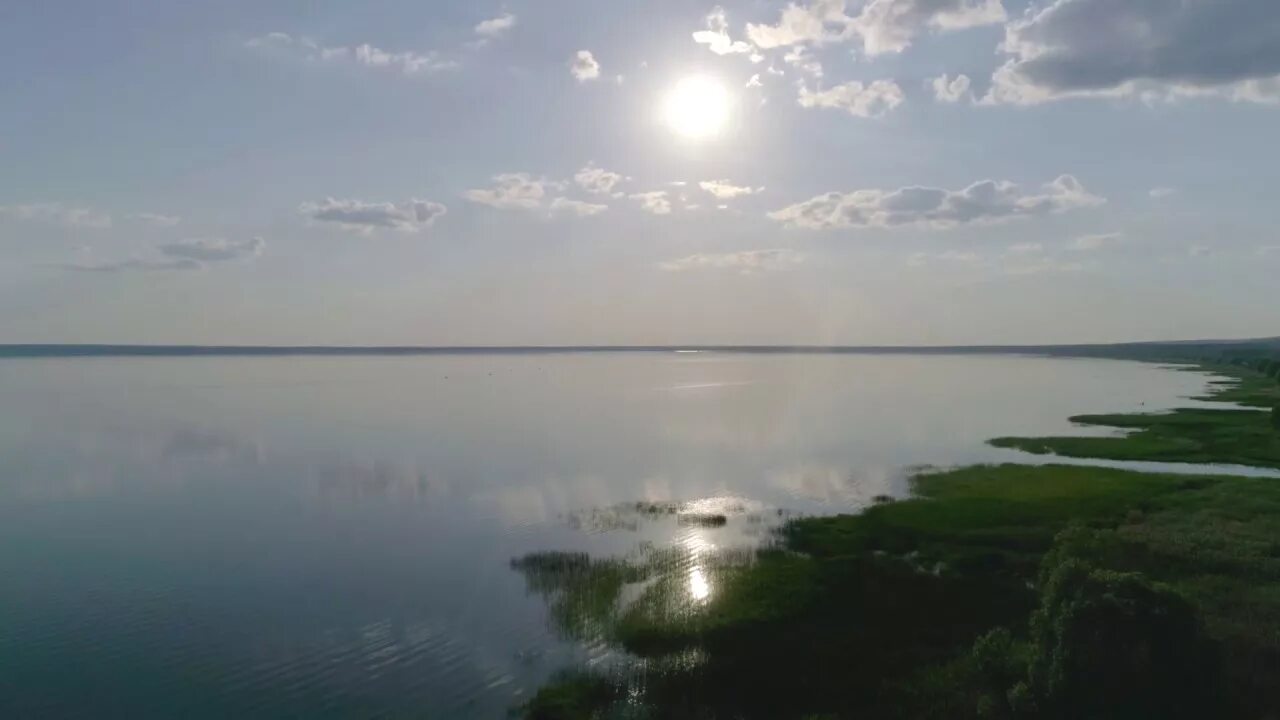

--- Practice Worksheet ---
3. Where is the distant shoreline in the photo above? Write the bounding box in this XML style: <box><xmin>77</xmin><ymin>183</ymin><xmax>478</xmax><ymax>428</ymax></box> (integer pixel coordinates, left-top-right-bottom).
<box><xmin>1</xmin><ymin>337</ymin><xmax>1278</xmax><ymax>359</ymax></box>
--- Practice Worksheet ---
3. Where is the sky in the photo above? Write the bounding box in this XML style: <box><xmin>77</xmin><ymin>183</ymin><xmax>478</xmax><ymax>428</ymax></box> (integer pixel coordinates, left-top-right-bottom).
<box><xmin>1</xmin><ymin>0</ymin><xmax>1279</xmax><ymax>346</ymax></box>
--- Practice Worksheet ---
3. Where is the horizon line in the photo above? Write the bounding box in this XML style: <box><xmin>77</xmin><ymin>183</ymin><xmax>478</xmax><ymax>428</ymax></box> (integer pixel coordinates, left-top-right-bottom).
<box><xmin>0</xmin><ymin>336</ymin><xmax>1277</xmax><ymax>358</ymax></box>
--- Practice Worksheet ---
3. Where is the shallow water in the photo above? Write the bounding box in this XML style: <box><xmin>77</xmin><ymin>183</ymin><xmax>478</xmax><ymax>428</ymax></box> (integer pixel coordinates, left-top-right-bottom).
<box><xmin>0</xmin><ymin>353</ymin><xmax>1261</xmax><ymax>717</ymax></box>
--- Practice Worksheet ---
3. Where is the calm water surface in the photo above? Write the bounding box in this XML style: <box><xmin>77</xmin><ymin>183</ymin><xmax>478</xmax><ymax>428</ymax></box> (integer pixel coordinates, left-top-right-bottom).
<box><xmin>0</xmin><ymin>354</ymin><xmax>1245</xmax><ymax>717</ymax></box>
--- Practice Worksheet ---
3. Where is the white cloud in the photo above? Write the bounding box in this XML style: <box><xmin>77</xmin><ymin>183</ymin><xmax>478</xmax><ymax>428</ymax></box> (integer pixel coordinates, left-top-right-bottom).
<box><xmin>474</xmin><ymin>13</ymin><xmax>517</xmax><ymax>39</ymax></box>
<box><xmin>571</xmin><ymin>50</ymin><xmax>601</xmax><ymax>82</ymax></box>
<box><xmin>693</xmin><ymin>6</ymin><xmax>754</xmax><ymax>55</ymax></box>
<box><xmin>549</xmin><ymin>197</ymin><xmax>609</xmax><ymax>217</ymax></box>
<box><xmin>770</xmin><ymin>175</ymin><xmax>1103</xmax><ymax>230</ymax></box>
<box><xmin>159</xmin><ymin>237</ymin><xmax>265</xmax><ymax>262</ymax></box>
<box><xmin>629</xmin><ymin>191</ymin><xmax>672</xmax><ymax>215</ymax></box>
<box><xmin>1257</xmin><ymin>245</ymin><xmax>1280</xmax><ymax>257</ymax></box>
<box><xmin>1007</xmin><ymin>242</ymin><xmax>1043</xmax><ymax>254</ymax></box>
<box><xmin>699</xmin><ymin>180</ymin><xmax>763</xmax><ymax>199</ymax></box>
<box><xmin>300</xmin><ymin>198</ymin><xmax>447</xmax><ymax>232</ymax></box>
<box><xmin>984</xmin><ymin>0</ymin><xmax>1280</xmax><ymax>105</ymax></box>
<box><xmin>1188</xmin><ymin>244</ymin><xmax>1212</xmax><ymax>258</ymax></box>
<box><xmin>783</xmin><ymin>46</ymin><xmax>823</xmax><ymax>78</ymax></box>
<box><xmin>246</xmin><ymin>33</ymin><xmax>456</xmax><ymax>76</ymax></box>
<box><xmin>797</xmin><ymin>80</ymin><xmax>904</xmax><ymax>117</ymax></box>
<box><xmin>746</xmin><ymin>0</ymin><xmax>1004</xmax><ymax>55</ymax></box>
<box><xmin>128</xmin><ymin>213</ymin><xmax>181</xmax><ymax>227</ymax></box>
<box><xmin>854</xmin><ymin>0</ymin><xmax>1005</xmax><ymax>55</ymax></box>
<box><xmin>746</xmin><ymin>0</ymin><xmax>855</xmax><ymax>49</ymax></box>
<box><xmin>660</xmin><ymin>249</ymin><xmax>805</xmax><ymax>274</ymax></box>
<box><xmin>0</xmin><ymin>203</ymin><xmax>112</xmax><ymax>229</ymax></box>
<box><xmin>746</xmin><ymin>74</ymin><xmax>763</xmax><ymax>88</ymax></box>
<box><xmin>465</xmin><ymin>173</ymin><xmax>558</xmax><ymax>210</ymax></box>
<box><xmin>574</xmin><ymin>165</ymin><xmax>626</xmax><ymax>195</ymax></box>
<box><xmin>1071</xmin><ymin>232</ymin><xmax>1123</xmax><ymax>251</ymax></box>
<box><xmin>1149</xmin><ymin>187</ymin><xmax>1177</xmax><ymax>199</ymax></box>
<box><xmin>931</xmin><ymin>73</ymin><xmax>972</xmax><ymax>103</ymax></box>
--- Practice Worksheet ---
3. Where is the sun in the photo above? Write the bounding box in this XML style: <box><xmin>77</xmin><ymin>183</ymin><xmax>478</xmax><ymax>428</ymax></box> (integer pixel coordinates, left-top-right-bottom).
<box><xmin>663</xmin><ymin>75</ymin><xmax>730</xmax><ymax>140</ymax></box>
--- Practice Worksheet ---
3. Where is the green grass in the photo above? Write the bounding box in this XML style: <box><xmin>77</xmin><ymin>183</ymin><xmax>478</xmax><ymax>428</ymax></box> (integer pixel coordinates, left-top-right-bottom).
<box><xmin>519</xmin><ymin>362</ymin><xmax>1280</xmax><ymax>718</ymax></box>
<box><xmin>990</xmin><ymin>364</ymin><xmax>1280</xmax><ymax>469</ymax></box>
<box><xmin>520</xmin><ymin>464</ymin><xmax>1280</xmax><ymax>718</ymax></box>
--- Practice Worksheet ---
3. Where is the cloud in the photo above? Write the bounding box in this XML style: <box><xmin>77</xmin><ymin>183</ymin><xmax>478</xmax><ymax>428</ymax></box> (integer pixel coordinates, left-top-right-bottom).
<box><xmin>909</xmin><ymin>247</ymin><xmax>1085</xmax><ymax>275</ymax></box>
<box><xmin>1071</xmin><ymin>232</ymin><xmax>1123</xmax><ymax>251</ymax></box>
<box><xmin>300</xmin><ymin>198</ymin><xmax>447</xmax><ymax>232</ymax></box>
<box><xmin>746</xmin><ymin>0</ymin><xmax>856</xmax><ymax>49</ymax></box>
<box><xmin>746</xmin><ymin>0</ymin><xmax>1004</xmax><ymax>55</ymax></box>
<box><xmin>660</xmin><ymin>249</ymin><xmax>805</xmax><ymax>274</ymax></box>
<box><xmin>246</xmin><ymin>33</ymin><xmax>456</xmax><ymax>76</ymax></box>
<box><xmin>128</xmin><ymin>212</ymin><xmax>181</xmax><ymax>227</ymax></box>
<box><xmin>1003</xmin><ymin>256</ymin><xmax>1085</xmax><ymax>275</ymax></box>
<box><xmin>58</xmin><ymin>258</ymin><xmax>203</xmax><ymax>273</ymax></box>
<box><xmin>574</xmin><ymin>165</ymin><xmax>626</xmax><ymax>195</ymax></box>
<box><xmin>1149</xmin><ymin>187</ymin><xmax>1177</xmax><ymax>199</ymax></box>
<box><xmin>159</xmin><ymin>237</ymin><xmax>265</xmax><ymax>262</ymax></box>
<box><xmin>629</xmin><ymin>191</ymin><xmax>672</xmax><ymax>215</ymax></box>
<box><xmin>465</xmin><ymin>173</ymin><xmax>558</xmax><ymax>210</ymax></box>
<box><xmin>1257</xmin><ymin>245</ymin><xmax>1280</xmax><ymax>257</ymax></box>
<box><xmin>699</xmin><ymin>180</ymin><xmax>763</xmax><ymax>199</ymax></box>
<box><xmin>571</xmin><ymin>50</ymin><xmax>601</xmax><ymax>82</ymax></box>
<box><xmin>693</xmin><ymin>6</ymin><xmax>754</xmax><ymax>55</ymax></box>
<box><xmin>474</xmin><ymin>13</ymin><xmax>517</xmax><ymax>39</ymax></box>
<box><xmin>797</xmin><ymin>80</ymin><xmax>904</xmax><ymax>117</ymax></box>
<box><xmin>854</xmin><ymin>0</ymin><xmax>1005</xmax><ymax>55</ymax></box>
<box><xmin>0</xmin><ymin>203</ymin><xmax>112</xmax><ymax>228</ymax></box>
<box><xmin>984</xmin><ymin>0</ymin><xmax>1280</xmax><ymax>105</ymax></box>
<box><xmin>783</xmin><ymin>46</ymin><xmax>823</xmax><ymax>78</ymax></box>
<box><xmin>932</xmin><ymin>73</ymin><xmax>972</xmax><ymax>102</ymax></box>
<box><xmin>769</xmin><ymin>175</ymin><xmax>1103</xmax><ymax>230</ymax></box>
<box><xmin>549</xmin><ymin>197</ymin><xmax>609</xmax><ymax>217</ymax></box>
<box><xmin>907</xmin><ymin>249</ymin><xmax>983</xmax><ymax>267</ymax></box>
<box><xmin>58</xmin><ymin>237</ymin><xmax>265</xmax><ymax>272</ymax></box>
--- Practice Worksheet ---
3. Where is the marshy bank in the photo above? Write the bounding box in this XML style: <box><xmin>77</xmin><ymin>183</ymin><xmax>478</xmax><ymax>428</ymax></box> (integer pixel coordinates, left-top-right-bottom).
<box><xmin>518</xmin><ymin>362</ymin><xmax>1280</xmax><ymax>718</ymax></box>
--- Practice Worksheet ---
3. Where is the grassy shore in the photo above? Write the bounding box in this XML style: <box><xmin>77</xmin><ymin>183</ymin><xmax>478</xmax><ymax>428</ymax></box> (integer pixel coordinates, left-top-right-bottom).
<box><xmin>520</xmin><ymin>363</ymin><xmax>1280</xmax><ymax>719</ymax></box>
<box><xmin>991</xmin><ymin>364</ymin><xmax>1280</xmax><ymax>469</ymax></box>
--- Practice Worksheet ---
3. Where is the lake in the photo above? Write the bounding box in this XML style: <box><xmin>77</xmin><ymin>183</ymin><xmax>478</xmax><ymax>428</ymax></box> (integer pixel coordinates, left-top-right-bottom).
<box><xmin>0</xmin><ymin>353</ymin><xmax>1250</xmax><ymax>717</ymax></box>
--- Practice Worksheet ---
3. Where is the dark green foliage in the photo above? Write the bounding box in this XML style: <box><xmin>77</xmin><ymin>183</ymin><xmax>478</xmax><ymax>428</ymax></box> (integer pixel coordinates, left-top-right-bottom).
<box><xmin>991</xmin><ymin>407</ymin><xmax>1280</xmax><ymax>468</ymax></box>
<box><xmin>522</xmin><ymin>672</ymin><xmax>622</xmax><ymax>720</ymax></box>
<box><xmin>521</xmin><ymin>363</ymin><xmax>1280</xmax><ymax>719</ymax></box>
<box><xmin>1273</xmin><ymin>405</ymin><xmax>1280</xmax><ymax>430</ymax></box>
<box><xmin>1021</xmin><ymin>558</ymin><xmax>1218</xmax><ymax>719</ymax></box>
<box><xmin>991</xmin><ymin>363</ymin><xmax>1280</xmax><ymax>467</ymax></box>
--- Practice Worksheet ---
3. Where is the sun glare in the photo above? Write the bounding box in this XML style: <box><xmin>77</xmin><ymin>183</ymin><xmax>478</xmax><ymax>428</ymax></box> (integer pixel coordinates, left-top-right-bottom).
<box><xmin>663</xmin><ymin>76</ymin><xmax>730</xmax><ymax>140</ymax></box>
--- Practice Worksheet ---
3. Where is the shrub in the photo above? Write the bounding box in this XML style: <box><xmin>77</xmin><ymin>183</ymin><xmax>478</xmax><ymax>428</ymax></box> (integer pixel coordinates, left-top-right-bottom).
<box><xmin>1272</xmin><ymin>405</ymin><xmax>1280</xmax><ymax>430</ymax></box>
<box><xmin>1023</xmin><ymin>558</ymin><xmax>1220</xmax><ymax>719</ymax></box>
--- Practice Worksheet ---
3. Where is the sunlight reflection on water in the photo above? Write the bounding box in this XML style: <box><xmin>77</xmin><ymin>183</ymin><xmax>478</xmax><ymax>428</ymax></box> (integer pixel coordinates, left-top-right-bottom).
<box><xmin>0</xmin><ymin>353</ymin><xmax>1253</xmax><ymax>717</ymax></box>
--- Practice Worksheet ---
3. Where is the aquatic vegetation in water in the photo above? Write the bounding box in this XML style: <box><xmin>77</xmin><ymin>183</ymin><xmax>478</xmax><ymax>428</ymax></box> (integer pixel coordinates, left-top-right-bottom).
<box><xmin>518</xmin><ymin>363</ymin><xmax>1280</xmax><ymax>718</ymax></box>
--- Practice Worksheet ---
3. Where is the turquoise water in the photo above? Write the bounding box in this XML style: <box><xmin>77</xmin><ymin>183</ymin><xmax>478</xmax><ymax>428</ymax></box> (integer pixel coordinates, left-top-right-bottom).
<box><xmin>0</xmin><ymin>354</ymin><xmax>1240</xmax><ymax>717</ymax></box>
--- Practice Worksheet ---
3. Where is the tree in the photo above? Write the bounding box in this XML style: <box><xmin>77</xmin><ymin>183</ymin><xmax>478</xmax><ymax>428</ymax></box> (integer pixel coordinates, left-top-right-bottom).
<box><xmin>1272</xmin><ymin>405</ymin><xmax>1280</xmax><ymax>430</ymax></box>
<box><xmin>1021</xmin><ymin>557</ymin><xmax>1220</xmax><ymax>719</ymax></box>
